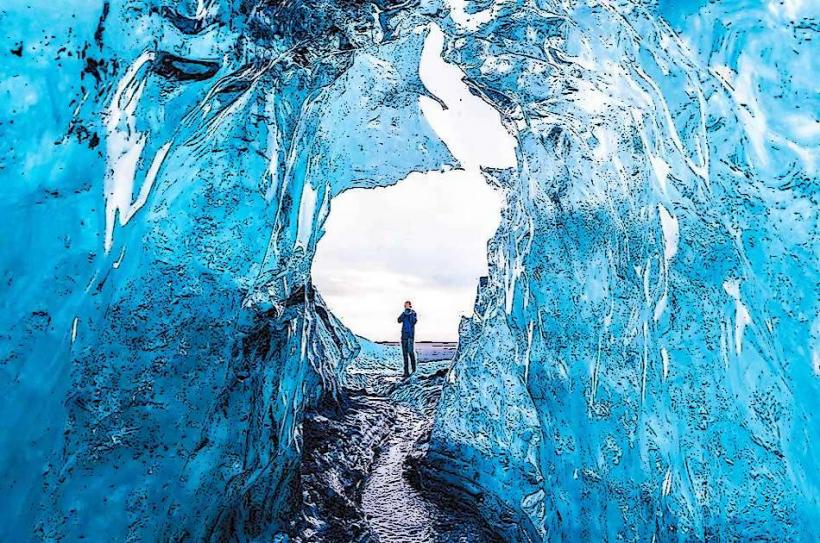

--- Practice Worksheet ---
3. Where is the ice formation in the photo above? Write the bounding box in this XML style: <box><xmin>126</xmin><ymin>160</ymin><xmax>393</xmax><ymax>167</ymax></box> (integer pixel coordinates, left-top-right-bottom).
<box><xmin>1</xmin><ymin>2</ymin><xmax>452</xmax><ymax>539</ymax></box>
<box><xmin>1</xmin><ymin>0</ymin><xmax>817</xmax><ymax>541</ymax></box>
<box><xmin>427</xmin><ymin>1</ymin><xmax>819</xmax><ymax>541</ymax></box>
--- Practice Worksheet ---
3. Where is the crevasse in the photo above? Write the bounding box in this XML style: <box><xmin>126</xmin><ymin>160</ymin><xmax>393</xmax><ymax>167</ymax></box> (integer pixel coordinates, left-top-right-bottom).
<box><xmin>0</xmin><ymin>0</ymin><xmax>817</xmax><ymax>541</ymax></box>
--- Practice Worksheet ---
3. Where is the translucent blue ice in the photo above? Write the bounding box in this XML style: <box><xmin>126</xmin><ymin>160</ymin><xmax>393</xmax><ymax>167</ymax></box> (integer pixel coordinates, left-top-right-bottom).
<box><xmin>1</xmin><ymin>0</ymin><xmax>817</xmax><ymax>541</ymax></box>
<box><xmin>429</xmin><ymin>1</ymin><xmax>819</xmax><ymax>541</ymax></box>
<box><xmin>1</xmin><ymin>2</ymin><xmax>450</xmax><ymax>540</ymax></box>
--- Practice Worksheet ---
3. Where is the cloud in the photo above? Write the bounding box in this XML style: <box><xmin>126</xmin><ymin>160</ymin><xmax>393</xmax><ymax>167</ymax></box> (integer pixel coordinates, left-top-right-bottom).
<box><xmin>312</xmin><ymin>170</ymin><xmax>501</xmax><ymax>341</ymax></box>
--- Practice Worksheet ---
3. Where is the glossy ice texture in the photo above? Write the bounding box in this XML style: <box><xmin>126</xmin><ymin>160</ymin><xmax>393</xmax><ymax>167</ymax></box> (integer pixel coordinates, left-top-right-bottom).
<box><xmin>428</xmin><ymin>1</ymin><xmax>819</xmax><ymax>541</ymax></box>
<box><xmin>1</xmin><ymin>1</ymin><xmax>451</xmax><ymax>540</ymax></box>
<box><xmin>1</xmin><ymin>0</ymin><xmax>817</xmax><ymax>541</ymax></box>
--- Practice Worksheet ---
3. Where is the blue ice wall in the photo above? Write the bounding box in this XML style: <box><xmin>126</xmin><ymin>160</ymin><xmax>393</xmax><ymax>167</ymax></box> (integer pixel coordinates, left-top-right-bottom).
<box><xmin>427</xmin><ymin>1</ymin><xmax>819</xmax><ymax>541</ymax></box>
<box><xmin>1</xmin><ymin>1</ymin><xmax>452</xmax><ymax>540</ymax></box>
<box><xmin>2</xmin><ymin>0</ymin><xmax>817</xmax><ymax>541</ymax></box>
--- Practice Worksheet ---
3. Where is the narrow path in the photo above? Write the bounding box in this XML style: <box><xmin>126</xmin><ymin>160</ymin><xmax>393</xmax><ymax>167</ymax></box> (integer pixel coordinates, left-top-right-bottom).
<box><xmin>297</xmin><ymin>343</ymin><xmax>500</xmax><ymax>542</ymax></box>
<box><xmin>361</xmin><ymin>403</ymin><xmax>496</xmax><ymax>543</ymax></box>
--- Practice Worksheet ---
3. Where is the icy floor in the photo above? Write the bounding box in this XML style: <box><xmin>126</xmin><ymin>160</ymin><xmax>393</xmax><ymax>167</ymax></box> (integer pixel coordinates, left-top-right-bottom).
<box><xmin>298</xmin><ymin>342</ymin><xmax>499</xmax><ymax>542</ymax></box>
<box><xmin>362</xmin><ymin>402</ymin><xmax>496</xmax><ymax>543</ymax></box>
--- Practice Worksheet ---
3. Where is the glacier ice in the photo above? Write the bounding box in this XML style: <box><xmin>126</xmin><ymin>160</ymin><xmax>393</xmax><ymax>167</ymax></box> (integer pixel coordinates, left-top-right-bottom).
<box><xmin>1</xmin><ymin>1</ymin><xmax>451</xmax><ymax>540</ymax></box>
<box><xmin>426</xmin><ymin>1</ymin><xmax>819</xmax><ymax>541</ymax></box>
<box><xmin>1</xmin><ymin>0</ymin><xmax>817</xmax><ymax>541</ymax></box>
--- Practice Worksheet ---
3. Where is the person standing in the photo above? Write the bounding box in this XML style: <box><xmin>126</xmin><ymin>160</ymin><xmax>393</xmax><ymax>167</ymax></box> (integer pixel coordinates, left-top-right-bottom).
<box><xmin>397</xmin><ymin>301</ymin><xmax>417</xmax><ymax>377</ymax></box>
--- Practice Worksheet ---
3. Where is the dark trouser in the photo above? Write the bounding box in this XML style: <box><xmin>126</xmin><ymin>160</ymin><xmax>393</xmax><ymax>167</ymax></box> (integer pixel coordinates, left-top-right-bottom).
<box><xmin>401</xmin><ymin>336</ymin><xmax>416</xmax><ymax>376</ymax></box>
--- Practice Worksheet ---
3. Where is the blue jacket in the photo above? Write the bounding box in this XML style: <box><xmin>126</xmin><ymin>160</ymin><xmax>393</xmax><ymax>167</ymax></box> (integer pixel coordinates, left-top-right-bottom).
<box><xmin>397</xmin><ymin>309</ymin><xmax>417</xmax><ymax>339</ymax></box>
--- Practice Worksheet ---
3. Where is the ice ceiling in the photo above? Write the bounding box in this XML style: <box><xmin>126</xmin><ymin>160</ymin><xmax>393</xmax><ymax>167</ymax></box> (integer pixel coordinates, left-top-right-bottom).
<box><xmin>311</xmin><ymin>23</ymin><xmax>513</xmax><ymax>343</ymax></box>
<box><xmin>1</xmin><ymin>0</ymin><xmax>817</xmax><ymax>541</ymax></box>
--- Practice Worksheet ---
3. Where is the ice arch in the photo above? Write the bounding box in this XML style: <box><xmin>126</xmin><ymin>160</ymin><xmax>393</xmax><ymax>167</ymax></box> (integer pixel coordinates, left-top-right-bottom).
<box><xmin>313</xmin><ymin>24</ymin><xmax>515</xmax><ymax>342</ymax></box>
<box><xmin>0</xmin><ymin>1</ymin><xmax>816</xmax><ymax>542</ymax></box>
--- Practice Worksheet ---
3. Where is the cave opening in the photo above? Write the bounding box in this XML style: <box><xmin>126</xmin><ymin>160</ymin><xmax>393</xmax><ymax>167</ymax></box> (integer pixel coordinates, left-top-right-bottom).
<box><xmin>312</xmin><ymin>168</ymin><xmax>502</xmax><ymax>343</ymax></box>
<box><xmin>312</xmin><ymin>24</ymin><xmax>516</xmax><ymax>345</ymax></box>
<box><xmin>297</xmin><ymin>26</ymin><xmax>517</xmax><ymax>539</ymax></box>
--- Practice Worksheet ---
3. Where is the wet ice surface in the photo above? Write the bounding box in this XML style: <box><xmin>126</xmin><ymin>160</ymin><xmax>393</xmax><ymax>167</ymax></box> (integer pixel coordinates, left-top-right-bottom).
<box><xmin>299</xmin><ymin>395</ymin><xmax>396</xmax><ymax>542</ymax></box>
<box><xmin>362</xmin><ymin>404</ymin><xmax>496</xmax><ymax>543</ymax></box>
<box><xmin>299</xmin><ymin>342</ymin><xmax>499</xmax><ymax>543</ymax></box>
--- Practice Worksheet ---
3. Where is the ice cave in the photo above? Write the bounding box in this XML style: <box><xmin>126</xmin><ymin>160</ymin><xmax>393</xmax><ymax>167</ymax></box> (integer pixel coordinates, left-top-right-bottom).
<box><xmin>0</xmin><ymin>0</ymin><xmax>817</xmax><ymax>542</ymax></box>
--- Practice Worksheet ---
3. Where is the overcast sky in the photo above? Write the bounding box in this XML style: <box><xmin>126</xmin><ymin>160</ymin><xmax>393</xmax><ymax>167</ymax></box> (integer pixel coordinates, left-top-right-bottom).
<box><xmin>312</xmin><ymin>25</ymin><xmax>516</xmax><ymax>341</ymax></box>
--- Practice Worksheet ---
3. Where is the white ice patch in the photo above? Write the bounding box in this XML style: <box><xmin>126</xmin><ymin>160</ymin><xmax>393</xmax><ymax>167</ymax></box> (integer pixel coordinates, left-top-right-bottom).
<box><xmin>649</xmin><ymin>155</ymin><xmax>671</xmax><ymax>195</ymax></box>
<box><xmin>658</xmin><ymin>204</ymin><xmax>679</xmax><ymax>262</ymax></box>
<box><xmin>71</xmin><ymin>317</ymin><xmax>79</xmax><ymax>344</ymax></box>
<box><xmin>104</xmin><ymin>51</ymin><xmax>171</xmax><ymax>252</ymax></box>
<box><xmin>660</xmin><ymin>347</ymin><xmax>670</xmax><ymax>380</ymax></box>
<box><xmin>113</xmin><ymin>247</ymin><xmax>126</xmax><ymax>269</ymax></box>
<box><xmin>296</xmin><ymin>183</ymin><xmax>317</xmax><ymax>249</ymax></box>
<box><xmin>592</xmin><ymin>126</ymin><xmax>617</xmax><ymax>163</ymax></box>
<box><xmin>662</xmin><ymin>467</ymin><xmax>673</xmax><ymax>496</ymax></box>
<box><xmin>653</xmin><ymin>293</ymin><xmax>668</xmax><ymax>322</ymax></box>
<box><xmin>721</xmin><ymin>55</ymin><xmax>778</xmax><ymax>172</ymax></box>
<box><xmin>445</xmin><ymin>0</ymin><xmax>502</xmax><ymax>32</ymax></box>
<box><xmin>419</xmin><ymin>24</ymin><xmax>516</xmax><ymax>170</ymax></box>
<box><xmin>723</xmin><ymin>279</ymin><xmax>753</xmax><ymax>355</ymax></box>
